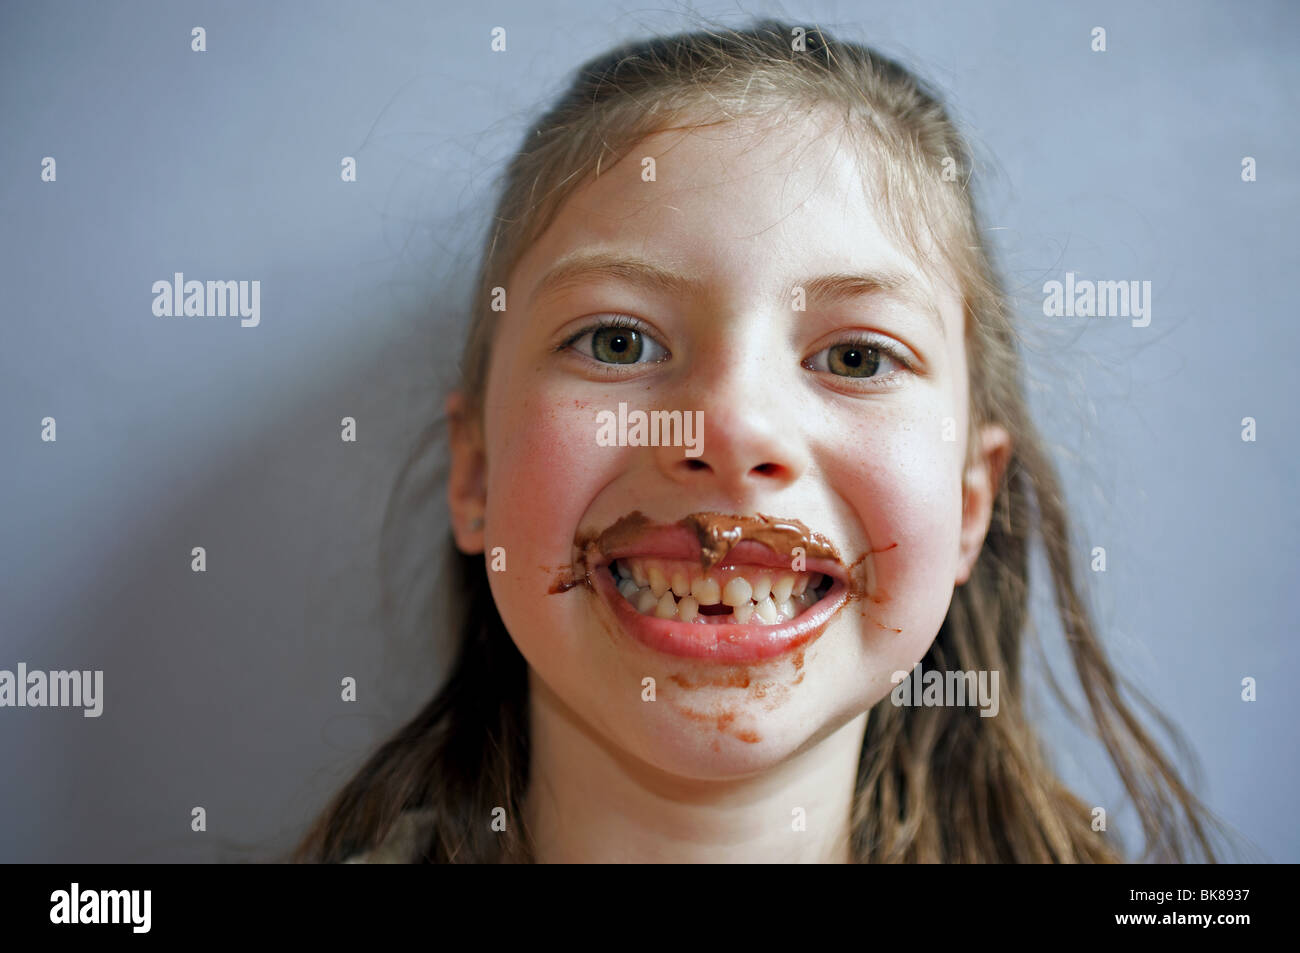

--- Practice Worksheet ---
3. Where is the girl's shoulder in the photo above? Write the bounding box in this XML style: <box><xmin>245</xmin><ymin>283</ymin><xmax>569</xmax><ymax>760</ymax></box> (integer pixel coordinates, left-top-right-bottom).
<box><xmin>341</xmin><ymin>809</ymin><xmax>439</xmax><ymax>864</ymax></box>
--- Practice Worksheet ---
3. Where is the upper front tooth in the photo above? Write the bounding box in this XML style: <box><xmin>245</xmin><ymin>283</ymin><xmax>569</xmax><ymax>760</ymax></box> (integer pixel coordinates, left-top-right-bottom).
<box><xmin>648</xmin><ymin>566</ymin><xmax>669</xmax><ymax>598</ymax></box>
<box><xmin>722</xmin><ymin>576</ymin><xmax>753</xmax><ymax>607</ymax></box>
<box><xmin>772</xmin><ymin>574</ymin><xmax>795</xmax><ymax>603</ymax></box>
<box><xmin>691</xmin><ymin>577</ymin><xmax>721</xmax><ymax>605</ymax></box>
<box><xmin>750</xmin><ymin>575</ymin><xmax>771</xmax><ymax>602</ymax></box>
<box><xmin>792</xmin><ymin>574</ymin><xmax>809</xmax><ymax>596</ymax></box>
<box><xmin>654</xmin><ymin>591</ymin><xmax>678</xmax><ymax>619</ymax></box>
<box><xmin>671</xmin><ymin>570</ymin><xmax>690</xmax><ymax>597</ymax></box>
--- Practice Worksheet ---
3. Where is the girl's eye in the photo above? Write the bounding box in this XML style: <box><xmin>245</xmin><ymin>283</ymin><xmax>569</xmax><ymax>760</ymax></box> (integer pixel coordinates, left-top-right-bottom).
<box><xmin>563</xmin><ymin>318</ymin><xmax>668</xmax><ymax>366</ymax></box>
<box><xmin>804</xmin><ymin>338</ymin><xmax>911</xmax><ymax>380</ymax></box>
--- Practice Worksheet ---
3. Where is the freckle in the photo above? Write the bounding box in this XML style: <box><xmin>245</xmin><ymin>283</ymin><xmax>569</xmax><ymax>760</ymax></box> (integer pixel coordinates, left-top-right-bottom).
<box><xmin>735</xmin><ymin>730</ymin><xmax>760</xmax><ymax>744</ymax></box>
<box><xmin>791</xmin><ymin>649</ymin><xmax>805</xmax><ymax>673</ymax></box>
<box><xmin>873</xmin><ymin>620</ymin><xmax>903</xmax><ymax>633</ymax></box>
<box><xmin>792</xmin><ymin>672</ymin><xmax>804</xmax><ymax>685</ymax></box>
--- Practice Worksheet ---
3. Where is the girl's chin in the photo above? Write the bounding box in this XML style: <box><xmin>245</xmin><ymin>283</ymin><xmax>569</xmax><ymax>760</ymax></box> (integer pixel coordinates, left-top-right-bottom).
<box><xmin>621</xmin><ymin>716</ymin><xmax>800</xmax><ymax>780</ymax></box>
<box><xmin>613</xmin><ymin>692</ymin><xmax>865</xmax><ymax>783</ymax></box>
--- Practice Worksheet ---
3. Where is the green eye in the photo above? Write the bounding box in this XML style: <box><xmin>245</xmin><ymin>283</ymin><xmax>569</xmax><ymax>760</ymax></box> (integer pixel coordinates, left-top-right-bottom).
<box><xmin>592</xmin><ymin>326</ymin><xmax>643</xmax><ymax>364</ymax></box>
<box><xmin>803</xmin><ymin>336</ymin><xmax>911</xmax><ymax>382</ymax></box>
<box><xmin>828</xmin><ymin>344</ymin><xmax>882</xmax><ymax>377</ymax></box>
<box><xmin>564</xmin><ymin>318</ymin><xmax>669</xmax><ymax>366</ymax></box>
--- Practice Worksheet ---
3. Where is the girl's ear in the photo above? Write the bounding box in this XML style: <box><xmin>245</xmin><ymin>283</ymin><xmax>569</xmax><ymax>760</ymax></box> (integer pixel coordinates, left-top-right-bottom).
<box><xmin>955</xmin><ymin>423</ymin><xmax>1012</xmax><ymax>586</ymax></box>
<box><xmin>446</xmin><ymin>390</ymin><xmax>487</xmax><ymax>554</ymax></box>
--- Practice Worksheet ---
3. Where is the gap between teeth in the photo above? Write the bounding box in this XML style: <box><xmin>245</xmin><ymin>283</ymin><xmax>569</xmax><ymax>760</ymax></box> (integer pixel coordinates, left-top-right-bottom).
<box><xmin>612</xmin><ymin>560</ymin><xmax>827</xmax><ymax>625</ymax></box>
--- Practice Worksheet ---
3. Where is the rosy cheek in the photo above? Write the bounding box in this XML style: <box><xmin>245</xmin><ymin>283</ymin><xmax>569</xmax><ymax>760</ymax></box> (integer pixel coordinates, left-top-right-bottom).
<box><xmin>488</xmin><ymin>396</ymin><xmax>608</xmax><ymax>559</ymax></box>
<box><xmin>832</xmin><ymin>423</ymin><xmax>963</xmax><ymax>617</ymax></box>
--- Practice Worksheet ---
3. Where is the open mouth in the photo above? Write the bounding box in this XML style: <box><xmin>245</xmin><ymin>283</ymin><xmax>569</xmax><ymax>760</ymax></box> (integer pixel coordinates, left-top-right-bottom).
<box><xmin>609</xmin><ymin>558</ymin><xmax>834</xmax><ymax>625</ymax></box>
<box><xmin>571</xmin><ymin>511</ymin><xmax>851</xmax><ymax>661</ymax></box>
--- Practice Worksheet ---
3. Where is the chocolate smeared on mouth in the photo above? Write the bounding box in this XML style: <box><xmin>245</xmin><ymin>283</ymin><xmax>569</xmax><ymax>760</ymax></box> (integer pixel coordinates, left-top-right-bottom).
<box><xmin>679</xmin><ymin>512</ymin><xmax>840</xmax><ymax>571</ymax></box>
<box><xmin>553</xmin><ymin>511</ymin><xmax>899</xmax><ymax>614</ymax></box>
<box><xmin>580</xmin><ymin>510</ymin><xmax>842</xmax><ymax>573</ymax></box>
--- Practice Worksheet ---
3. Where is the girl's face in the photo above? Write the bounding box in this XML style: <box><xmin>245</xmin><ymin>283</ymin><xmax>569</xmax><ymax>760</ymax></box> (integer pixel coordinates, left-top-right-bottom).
<box><xmin>450</xmin><ymin>111</ymin><xmax>1009</xmax><ymax>778</ymax></box>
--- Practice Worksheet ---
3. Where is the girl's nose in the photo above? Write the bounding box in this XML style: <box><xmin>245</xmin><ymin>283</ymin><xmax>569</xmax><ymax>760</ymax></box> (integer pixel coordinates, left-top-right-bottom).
<box><xmin>654</xmin><ymin>362</ymin><xmax>810</xmax><ymax>497</ymax></box>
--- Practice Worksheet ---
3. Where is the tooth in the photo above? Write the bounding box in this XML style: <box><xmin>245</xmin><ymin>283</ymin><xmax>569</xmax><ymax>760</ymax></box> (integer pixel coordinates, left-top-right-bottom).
<box><xmin>722</xmin><ymin>576</ymin><xmax>753</xmax><ymax>607</ymax></box>
<box><xmin>677</xmin><ymin>595</ymin><xmax>698</xmax><ymax>623</ymax></box>
<box><xmin>648</xmin><ymin>566</ymin><xmax>669</xmax><ymax>598</ymax></box>
<box><xmin>631</xmin><ymin>560</ymin><xmax>648</xmax><ymax>587</ymax></box>
<box><xmin>671</xmin><ymin>570</ymin><xmax>690</xmax><ymax>597</ymax></box>
<box><xmin>750</xmin><ymin>575</ymin><xmax>771</xmax><ymax>602</ymax></box>
<box><xmin>809</xmin><ymin>572</ymin><xmax>824</xmax><ymax>592</ymax></box>
<box><xmin>617</xmin><ymin>578</ymin><xmax>640</xmax><ymax>600</ymax></box>
<box><xmin>635</xmin><ymin>589</ymin><xmax>659</xmax><ymax>614</ymax></box>
<box><xmin>654</xmin><ymin>591</ymin><xmax>678</xmax><ymax>619</ymax></box>
<box><xmin>772</xmin><ymin>574</ymin><xmax>795</xmax><ymax>603</ymax></box>
<box><xmin>691</xmin><ymin>577</ymin><xmax>721</xmax><ymax>605</ymax></box>
<box><xmin>778</xmin><ymin>598</ymin><xmax>796</xmax><ymax>620</ymax></box>
<box><xmin>755</xmin><ymin>596</ymin><xmax>778</xmax><ymax>623</ymax></box>
<box><xmin>733</xmin><ymin>603</ymin><xmax>755</xmax><ymax>624</ymax></box>
<box><xmin>792</xmin><ymin>574</ymin><xmax>809</xmax><ymax>596</ymax></box>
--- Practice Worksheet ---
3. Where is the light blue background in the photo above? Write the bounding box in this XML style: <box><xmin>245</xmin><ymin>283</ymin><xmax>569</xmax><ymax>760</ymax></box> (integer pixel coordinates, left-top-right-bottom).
<box><xmin>1</xmin><ymin>0</ymin><xmax>1295</xmax><ymax>861</ymax></box>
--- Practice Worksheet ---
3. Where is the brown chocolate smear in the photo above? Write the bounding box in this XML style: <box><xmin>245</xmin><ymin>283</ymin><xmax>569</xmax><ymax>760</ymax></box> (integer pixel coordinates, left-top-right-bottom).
<box><xmin>576</xmin><ymin>510</ymin><xmax>842</xmax><ymax>573</ymax></box>
<box><xmin>683</xmin><ymin>512</ymin><xmax>840</xmax><ymax>570</ymax></box>
<box><xmin>557</xmin><ymin>511</ymin><xmax>899</xmax><ymax>603</ymax></box>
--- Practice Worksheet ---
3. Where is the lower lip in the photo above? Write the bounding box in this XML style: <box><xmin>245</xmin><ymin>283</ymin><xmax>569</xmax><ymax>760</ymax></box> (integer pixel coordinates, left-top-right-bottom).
<box><xmin>592</xmin><ymin>565</ymin><xmax>848</xmax><ymax>661</ymax></box>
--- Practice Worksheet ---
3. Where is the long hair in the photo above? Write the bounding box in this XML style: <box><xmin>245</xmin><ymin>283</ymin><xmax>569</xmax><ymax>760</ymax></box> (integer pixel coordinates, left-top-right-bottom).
<box><xmin>292</xmin><ymin>18</ymin><xmax>1232</xmax><ymax>863</ymax></box>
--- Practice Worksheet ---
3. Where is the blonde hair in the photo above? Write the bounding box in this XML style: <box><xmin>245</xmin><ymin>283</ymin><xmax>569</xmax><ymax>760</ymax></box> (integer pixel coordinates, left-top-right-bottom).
<box><xmin>294</xmin><ymin>18</ymin><xmax>1232</xmax><ymax>863</ymax></box>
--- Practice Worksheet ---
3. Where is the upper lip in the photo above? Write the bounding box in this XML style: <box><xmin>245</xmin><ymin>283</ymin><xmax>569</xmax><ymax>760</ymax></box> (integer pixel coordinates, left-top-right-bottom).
<box><xmin>579</xmin><ymin>512</ymin><xmax>848</xmax><ymax>582</ymax></box>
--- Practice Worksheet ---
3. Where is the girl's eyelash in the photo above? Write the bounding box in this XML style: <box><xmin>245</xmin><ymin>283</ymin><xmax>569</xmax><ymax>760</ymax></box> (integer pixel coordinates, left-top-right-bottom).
<box><xmin>811</xmin><ymin>334</ymin><xmax>916</xmax><ymax>374</ymax></box>
<box><xmin>554</xmin><ymin>319</ymin><xmax>913</xmax><ymax>377</ymax></box>
<box><xmin>554</xmin><ymin>314</ymin><xmax>655</xmax><ymax>352</ymax></box>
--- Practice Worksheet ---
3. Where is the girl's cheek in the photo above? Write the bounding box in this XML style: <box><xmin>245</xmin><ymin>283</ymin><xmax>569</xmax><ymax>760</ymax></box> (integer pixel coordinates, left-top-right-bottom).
<box><xmin>828</xmin><ymin>411</ymin><xmax>966</xmax><ymax>651</ymax></box>
<box><xmin>483</xmin><ymin>390</ymin><xmax>610</xmax><ymax>610</ymax></box>
<box><xmin>491</xmin><ymin>394</ymin><xmax>601</xmax><ymax>513</ymax></box>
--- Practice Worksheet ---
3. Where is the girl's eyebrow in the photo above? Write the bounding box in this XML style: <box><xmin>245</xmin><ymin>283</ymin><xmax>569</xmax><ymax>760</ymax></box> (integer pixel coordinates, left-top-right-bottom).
<box><xmin>530</xmin><ymin>248</ymin><xmax>945</xmax><ymax>338</ymax></box>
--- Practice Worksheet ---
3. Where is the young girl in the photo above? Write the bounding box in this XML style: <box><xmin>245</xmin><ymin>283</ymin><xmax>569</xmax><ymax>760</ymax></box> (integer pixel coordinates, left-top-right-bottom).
<box><xmin>293</xmin><ymin>19</ymin><xmax>1229</xmax><ymax>863</ymax></box>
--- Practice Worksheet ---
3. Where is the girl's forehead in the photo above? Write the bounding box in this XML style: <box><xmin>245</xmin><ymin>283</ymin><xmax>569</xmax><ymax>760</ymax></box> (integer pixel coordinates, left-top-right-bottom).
<box><xmin>511</xmin><ymin>116</ymin><xmax>962</xmax><ymax>335</ymax></box>
<box><xmin>506</xmin><ymin>118</ymin><xmax>967</xmax><ymax>343</ymax></box>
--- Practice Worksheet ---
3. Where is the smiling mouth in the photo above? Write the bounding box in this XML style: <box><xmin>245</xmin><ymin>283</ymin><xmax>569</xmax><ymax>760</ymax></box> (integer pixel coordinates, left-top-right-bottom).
<box><xmin>609</xmin><ymin>558</ymin><xmax>834</xmax><ymax>625</ymax></box>
<box><xmin>570</xmin><ymin>510</ymin><xmax>851</xmax><ymax>661</ymax></box>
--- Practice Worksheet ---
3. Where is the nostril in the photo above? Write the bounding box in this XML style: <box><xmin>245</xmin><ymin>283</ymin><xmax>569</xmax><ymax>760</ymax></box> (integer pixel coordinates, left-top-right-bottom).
<box><xmin>684</xmin><ymin>459</ymin><xmax>709</xmax><ymax>471</ymax></box>
<box><xmin>752</xmin><ymin>463</ymin><xmax>780</xmax><ymax>476</ymax></box>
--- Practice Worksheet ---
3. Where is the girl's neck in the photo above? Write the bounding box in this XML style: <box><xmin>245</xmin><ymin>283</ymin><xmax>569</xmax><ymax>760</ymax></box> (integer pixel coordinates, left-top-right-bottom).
<box><xmin>522</xmin><ymin>672</ymin><xmax>868</xmax><ymax>863</ymax></box>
